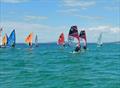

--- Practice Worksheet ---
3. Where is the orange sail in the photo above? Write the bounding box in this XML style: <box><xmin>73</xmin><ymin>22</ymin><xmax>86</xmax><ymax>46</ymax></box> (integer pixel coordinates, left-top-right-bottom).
<box><xmin>58</xmin><ymin>33</ymin><xmax>65</xmax><ymax>45</ymax></box>
<box><xmin>2</xmin><ymin>34</ymin><xmax>7</xmax><ymax>46</ymax></box>
<box><xmin>25</xmin><ymin>33</ymin><xmax>33</xmax><ymax>46</ymax></box>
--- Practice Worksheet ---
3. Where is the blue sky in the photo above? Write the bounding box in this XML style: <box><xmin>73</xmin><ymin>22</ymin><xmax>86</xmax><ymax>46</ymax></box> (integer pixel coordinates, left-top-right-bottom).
<box><xmin>0</xmin><ymin>0</ymin><xmax>120</xmax><ymax>43</ymax></box>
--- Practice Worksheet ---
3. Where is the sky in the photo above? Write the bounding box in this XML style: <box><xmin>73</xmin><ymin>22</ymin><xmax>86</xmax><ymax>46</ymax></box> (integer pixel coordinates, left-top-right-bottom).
<box><xmin>0</xmin><ymin>0</ymin><xmax>120</xmax><ymax>43</ymax></box>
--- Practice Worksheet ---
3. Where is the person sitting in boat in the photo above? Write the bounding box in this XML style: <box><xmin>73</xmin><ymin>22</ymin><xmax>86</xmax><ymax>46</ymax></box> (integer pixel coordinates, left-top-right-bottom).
<box><xmin>12</xmin><ymin>44</ymin><xmax>15</xmax><ymax>47</ymax></box>
<box><xmin>83</xmin><ymin>45</ymin><xmax>87</xmax><ymax>50</ymax></box>
<box><xmin>29</xmin><ymin>42</ymin><xmax>32</xmax><ymax>48</ymax></box>
<box><xmin>74</xmin><ymin>44</ymin><xmax>81</xmax><ymax>52</ymax></box>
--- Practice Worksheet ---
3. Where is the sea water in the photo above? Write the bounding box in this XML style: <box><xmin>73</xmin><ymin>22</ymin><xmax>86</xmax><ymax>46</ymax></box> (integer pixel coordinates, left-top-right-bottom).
<box><xmin>0</xmin><ymin>43</ymin><xmax>120</xmax><ymax>88</ymax></box>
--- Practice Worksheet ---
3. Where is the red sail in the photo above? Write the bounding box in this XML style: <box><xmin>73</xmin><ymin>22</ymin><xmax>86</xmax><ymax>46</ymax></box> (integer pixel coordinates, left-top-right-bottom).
<box><xmin>58</xmin><ymin>33</ymin><xmax>65</xmax><ymax>45</ymax></box>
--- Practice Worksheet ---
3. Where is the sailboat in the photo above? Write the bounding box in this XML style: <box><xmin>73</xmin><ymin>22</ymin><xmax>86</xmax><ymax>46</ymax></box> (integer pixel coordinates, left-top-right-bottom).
<box><xmin>79</xmin><ymin>30</ymin><xmax>87</xmax><ymax>49</ymax></box>
<box><xmin>2</xmin><ymin>34</ymin><xmax>8</xmax><ymax>47</ymax></box>
<box><xmin>58</xmin><ymin>33</ymin><xmax>65</xmax><ymax>46</ymax></box>
<box><xmin>7</xmin><ymin>30</ymin><xmax>16</xmax><ymax>47</ymax></box>
<box><xmin>25</xmin><ymin>32</ymin><xmax>33</xmax><ymax>47</ymax></box>
<box><xmin>68</xmin><ymin>26</ymin><xmax>80</xmax><ymax>52</ymax></box>
<box><xmin>35</xmin><ymin>35</ymin><xmax>38</xmax><ymax>47</ymax></box>
<box><xmin>68</xmin><ymin>26</ymin><xmax>80</xmax><ymax>47</ymax></box>
<box><xmin>97</xmin><ymin>32</ymin><xmax>103</xmax><ymax>47</ymax></box>
<box><xmin>0</xmin><ymin>28</ymin><xmax>3</xmax><ymax>47</ymax></box>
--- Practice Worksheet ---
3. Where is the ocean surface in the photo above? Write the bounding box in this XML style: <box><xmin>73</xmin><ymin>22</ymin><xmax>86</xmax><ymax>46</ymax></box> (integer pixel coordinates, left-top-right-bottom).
<box><xmin>0</xmin><ymin>43</ymin><xmax>120</xmax><ymax>88</ymax></box>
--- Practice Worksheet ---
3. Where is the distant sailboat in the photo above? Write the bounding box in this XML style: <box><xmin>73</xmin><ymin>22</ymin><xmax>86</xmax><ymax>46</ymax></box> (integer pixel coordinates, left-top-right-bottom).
<box><xmin>68</xmin><ymin>26</ymin><xmax>80</xmax><ymax>47</ymax></box>
<box><xmin>2</xmin><ymin>34</ymin><xmax>8</xmax><ymax>47</ymax></box>
<box><xmin>25</xmin><ymin>33</ymin><xmax>33</xmax><ymax>47</ymax></box>
<box><xmin>58</xmin><ymin>33</ymin><xmax>65</xmax><ymax>46</ymax></box>
<box><xmin>7</xmin><ymin>30</ymin><xmax>16</xmax><ymax>47</ymax></box>
<box><xmin>0</xmin><ymin>28</ymin><xmax>3</xmax><ymax>47</ymax></box>
<box><xmin>97</xmin><ymin>33</ymin><xmax>103</xmax><ymax>47</ymax></box>
<box><xmin>79</xmin><ymin>30</ymin><xmax>87</xmax><ymax>49</ymax></box>
<box><xmin>68</xmin><ymin>26</ymin><xmax>80</xmax><ymax>52</ymax></box>
<box><xmin>35</xmin><ymin>35</ymin><xmax>38</xmax><ymax>47</ymax></box>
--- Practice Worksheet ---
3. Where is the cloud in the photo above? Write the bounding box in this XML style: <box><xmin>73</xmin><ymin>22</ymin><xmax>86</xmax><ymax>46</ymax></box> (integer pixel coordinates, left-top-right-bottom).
<box><xmin>79</xmin><ymin>25</ymin><xmax>120</xmax><ymax>43</ymax></box>
<box><xmin>24</xmin><ymin>16</ymin><xmax>48</xmax><ymax>21</ymax></box>
<box><xmin>0</xmin><ymin>0</ymin><xmax>30</xmax><ymax>3</ymax></box>
<box><xmin>105</xmin><ymin>6</ymin><xmax>120</xmax><ymax>11</ymax></box>
<box><xmin>74</xmin><ymin>15</ymin><xmax>104</xmax><ymax>20</ymax></box>
<box><xmin>62</xmin><ymin>0</ymin><xmax>96</xmax><ymax>9</ymax></box>
<box><xmin>58</xmin><ymin>8</ymin><xmax>79</xmax><ymax>13</ymax></box>
<box><xmin>88</xmin><ymin>25</ymin><xmax>120</xmax><ymax>33</ymax></box>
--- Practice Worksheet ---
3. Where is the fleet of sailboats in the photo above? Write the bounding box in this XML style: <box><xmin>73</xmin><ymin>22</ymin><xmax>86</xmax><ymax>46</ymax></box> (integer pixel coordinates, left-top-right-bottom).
<box><xmin>0</xmin><ymin>25</ymin><xmax>97</xmax><ymax>51</ymax></box>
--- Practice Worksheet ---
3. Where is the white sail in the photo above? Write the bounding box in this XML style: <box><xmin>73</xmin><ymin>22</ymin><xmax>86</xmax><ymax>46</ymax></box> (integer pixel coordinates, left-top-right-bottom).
<box><xmin>35</xmin><ymin>35</ymin><xmax>38</xmax><ymax>47</ymax></box>
<box><xmin>97</xmin><ymin>33</ymin><xmax>103</xmax><ymax>46</ymax></box>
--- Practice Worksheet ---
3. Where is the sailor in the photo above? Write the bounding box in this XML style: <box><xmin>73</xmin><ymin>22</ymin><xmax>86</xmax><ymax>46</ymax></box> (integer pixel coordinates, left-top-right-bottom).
<box><xmin>83</xmin><ymin>46</ymin><xmax>87</xmax><ymax>50</ymax></box>
<box><xmin>74</xmin><ymin>44</ymin><xmax>81</xmax><ymax>52</ymax></box>
<box><xmin>12</xmin><ymin>43</ymin><xmax>15</xmax><ymax>47</ymax></box>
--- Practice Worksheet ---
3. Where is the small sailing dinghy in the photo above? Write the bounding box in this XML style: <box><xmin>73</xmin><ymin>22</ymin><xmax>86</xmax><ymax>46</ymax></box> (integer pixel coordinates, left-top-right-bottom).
<box><xmin>35</xmin><ymin>35</ymin><xmax>38</xmax><ymax>47</ymax></box>
<box><xmin>79</xmin><ymin>30</ymin><xmax>87</xmax><ymax>49</ymax></box>
<box><xmin>2</xmin><ymin>34</ymin><xmax>8</xmax><ymax>48</ymax></box>
<box><xmin>25</xmin><ymin>33</ymin><xmax>33</xmax><ymax>47</ymax></box>
<box><xmin>68</xmin><ymin>26</ymin><xmax>80</xmax><ymax>52</ymax></box>
<box><xmin>7</xmin><ymin>30</ymin><xmax>16</xmax><ymax>47</ymax></box>
<box><xmin>97</xmin><ymin>32</ymin><xmax>103</xmax><ymax>47</ymax></box>
<box><xmin>57</xmin><ymin>33</ymin><xmax>65</xmax><ymax>46</ymax></box>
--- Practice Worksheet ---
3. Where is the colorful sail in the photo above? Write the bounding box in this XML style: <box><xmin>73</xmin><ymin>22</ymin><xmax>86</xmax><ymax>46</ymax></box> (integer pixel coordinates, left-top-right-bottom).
<box><xmin>2</xmin><ymin>34</ymin><xmax>8</xmax><ymax>46</ymax></box>
<box><xmin>8</xmin><ymin>30</ymin><xmax>16</xmax><ymax>47</ymax></box>
<box><xmin>35</xmin><ymin>35</ymin><xmax>38</xmax><ymax>47</ymax></box>
<box><xmin>79</xmin><ymin>30</ymin><xmax>87</xmax><ymax>48</ymax></box>
<box><xmin>25</xmin><ymin>33</ymin><xmax>33</xmax><ymax>46</ymax></box>
<box><xmin>68</xmin><ymin>26</ymin><xmax>80</xmax><ymax>46</ymax></box>
<box><xmin>58</xmin><ymin>33</ymin><xmax>65</xmax><ymax>45</ymax></box>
